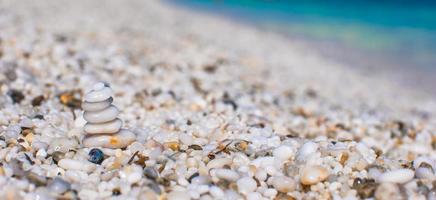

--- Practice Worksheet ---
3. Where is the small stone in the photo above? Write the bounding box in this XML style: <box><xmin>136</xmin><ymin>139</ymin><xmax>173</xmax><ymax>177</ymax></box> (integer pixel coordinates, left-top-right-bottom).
<box><xmin>88</xmin><ymin>148</ymin><xmax>104</xmax><ymax>164</ymax></box>
<box><xmin>377</xmin><ymin>169</ymin><xmax>414</xmax><ymax>184</ymax></box>
<box><xmin>214</xmin><ymin>169</ymin><xmax>240</xmax><ymax>181</ymax></box>
<box><xmin>59</xmin><ymin>90</ymin><xmax>82</xmax><ymax>109</ymax></box>
<box><xmin>144</xmin><ymin>167</ymin><xmax>159</xmax><ymax>180</ymax></box>
<box><xmin>237</xmin><ymin>177</ymin><xmax>257</xmax><ymax>194</ymax></box>
<box><xmin>84</xmin><ymin>119</ymin><xmax>122</xmax><ymax>134</ymax></box>
<box><xmin>48</xmin><ymin>177</ymin><xmax>71</xmax><ymax>194</ymax></box>
<box><xmin>119</xmin><ymin>165</ymin><xmax>143</xmax><ymax>184</ymax></box>
<box><xmin>83</xmin><ymin>105</ymin><xmax>119</xmax><ymax>123</ymax></box>
<box><xmin>272</xmin><ymin>176</ymin><xmax>296</xmax><ymax>193</ymax></box>
<box><xmin>58</xmin><ymin>159</ymin><xmax>96</xmax><ymax>173</ymax></box>
<box><xmin>246</xmin><ymin>192</ymin><xmax>263</xmax><ymax>200</ymax></box>
<box><xmin>167</xmin><ymin>191</ymin><xmax>190</xmax><ymax>200</ymax></box>
<box><xmin>81</xmin><ymin>97</ymin><xmax>113</xmax><ymax>112</ymax></box>
<box><xmin>31</xmin><ymin>95</ymin><xmax>45</xmax><ymax>107</ymax></box>
<box><xmin>8</xmin><ymin>89</ymin><xmax>25</xmax><ymax>104</ymax></box>
<box><xmin>273</xmin><ymin>145</ymin><xmax>293</xmax><ymax>161</ymax></box>
<box><xmin>82</xmin><ymin>129</ymin><xmax>136</xmax><ymax>148</ymax></box>
<box><xmin>375</xmin><ymin>183</ymin><xmax>402</xmax><ymax>200</ymax></box>
<box><xmin>352</xmin><ymin>178</ymin><xmax>377</xmax><ymax>198</ymax></box>
<box><xmin>85</xmin><ymin>86</ymin><xmax>113</xmax><ymax>103</ymax></box>
<box><xmin>297</xmin><ymin>141</ymin><xmax>318</xmax><ymax>162</ymax></box>
<box><xmin>300</xmin><ymin>165</ymin><xmax>328</xmax><ymax>185</ymax></box>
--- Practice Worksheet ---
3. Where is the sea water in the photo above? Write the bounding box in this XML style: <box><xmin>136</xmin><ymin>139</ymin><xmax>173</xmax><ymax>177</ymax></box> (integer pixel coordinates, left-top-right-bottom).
<box><xmin>169</xmin><ymin>0</ymin><xmax>436</xmax><ymax>93</ymax></box>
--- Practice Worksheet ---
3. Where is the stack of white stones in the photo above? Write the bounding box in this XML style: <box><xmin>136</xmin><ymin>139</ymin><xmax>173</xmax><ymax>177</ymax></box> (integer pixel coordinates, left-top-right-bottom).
<box><xmin>82</xmin><ymin>82</ymin><xmax>136</xmax><ymax>148</ymax></box>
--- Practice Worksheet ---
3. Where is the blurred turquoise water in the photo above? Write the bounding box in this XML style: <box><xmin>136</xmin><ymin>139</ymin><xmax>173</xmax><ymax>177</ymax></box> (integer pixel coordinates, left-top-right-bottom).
<box><xmin>170</xmin><ymin>0</ymin><xmax>436</xmax><ymax>71</ymax></box>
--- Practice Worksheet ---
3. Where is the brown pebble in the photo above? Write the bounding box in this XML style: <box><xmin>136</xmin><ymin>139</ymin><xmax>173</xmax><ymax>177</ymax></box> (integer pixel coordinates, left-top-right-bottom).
<box><xmin>353</xmin><ymin>178</ymin><xmax>377</xmax><ymax>198</ymax></box>
<box><xmin>31</xmin><ymin>95</ymin><xmax>45</xmax><ymax>106</ymax></box>
<box><xmin>59</xmin><ymin>90</ymin><xmax>82</xmax><ymax>109</ymax></box>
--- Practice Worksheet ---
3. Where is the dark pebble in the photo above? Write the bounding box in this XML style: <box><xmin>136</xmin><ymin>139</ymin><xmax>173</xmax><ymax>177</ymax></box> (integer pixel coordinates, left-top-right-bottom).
<box><xmin>8</xmin><ymin>89</ymin><xmax>25</xmax><ymax>104</ymax></box>
<box><xmin>143</xmin><ymin>167</ymin><xmax>159</xmax><ymax>180</ymax></box>
<box><xmin>52</xmin><ymin>151</ymin><xmax>65</xmax><ymax>164</ymax></box>
<box><xmin>112</xmin><ymin>188</ymin><xmax>121</xmax><ymax>196</ymax></box>
<box><xmin>88</xmin><ymin>148</ymin><xmax>105</xmax><ymax>164</ymax></box>
<box><xmin>352</xmin><ymin>178</ymin><xmax>377</xmax><ymax>198</ymax></box>
<box><xmin>31</xmin><ymin>95</ymin><xmax>45</xmax><ymax>106</ymax></box>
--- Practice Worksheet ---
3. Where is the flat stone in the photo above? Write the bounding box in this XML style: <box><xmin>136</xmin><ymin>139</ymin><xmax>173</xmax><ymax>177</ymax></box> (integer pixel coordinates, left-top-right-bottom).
<box><xmin>83</xmin><ymin>105</ymin><xmax>119</xmax><ymax>123</ymax></box>
<box><xmin>84</xmin><ymin>118</ymin><xmax>122</xmax><ymax>134</ymax></box>
<box><xmin>82</xmin><ymin>129</ymin><xmax>136</xmax><ymax>149</ymax></box>
<box><xmin>82</xmin><ymin>97</ymin><xmax>113</xmax><ymax>112</ymax></box>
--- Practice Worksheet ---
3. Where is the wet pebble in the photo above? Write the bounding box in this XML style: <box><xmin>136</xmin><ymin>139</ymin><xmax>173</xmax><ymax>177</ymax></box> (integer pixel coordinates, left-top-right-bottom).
<box><xmin>300</xmin><ymin>165</ymin><xmax>328</xmax><ymax>185</ymax></box>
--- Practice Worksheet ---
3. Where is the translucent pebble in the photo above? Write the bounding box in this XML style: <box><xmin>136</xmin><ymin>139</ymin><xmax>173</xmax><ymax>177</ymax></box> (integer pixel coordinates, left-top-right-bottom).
<box><xmin>272</xmin><ymin>176</ymin><xmax>296</xmax><ymax>193</ymax></box>
<box><xmin>300</xmin><ymin>165</ymin><xmax>329</xmax><ymax>185</ymax></box>
<box><xmin>48</xmin><ymin>177</ymin><xmax>71</xmax><ymax>194</ymax></box>
<box><xmin>297</xmin><ymin>141</ymin><xmax>318</xmax><ymax>162</ymax></box>
<box><xmin>273</xmin><ymin>145</ymin><xmax>293</xmax><ymax>161</ymax></box>
<box><xmin>237</xmin><ymin>177</ymin><xmax>257</xmax><ymax>194</ymax></box>
<box><xmin>92</xmin><ymin>82</ymin><xmax>105</xmax><ymax>91</ymax></box>
<box><xmin>210</xmin><ymin>186</ymin><xmax>224</xmax><ymax>198</ymax></box>
<box><xmin>167</xmin><ymin>191</ymin><xmax>191</xmax><ymax>200</ymax></box>
<box><xmin>246</xmin><ymin>192</ymin><xmax>263</xmax><ymax>200</ymax></box>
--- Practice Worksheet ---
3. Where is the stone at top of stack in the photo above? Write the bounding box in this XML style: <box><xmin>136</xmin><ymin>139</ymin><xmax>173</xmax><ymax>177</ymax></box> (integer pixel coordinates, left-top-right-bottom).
<box><xmin>82</xmin><ymin>82</ymin><xmax>135</xmax><ymax>149</ymax></box>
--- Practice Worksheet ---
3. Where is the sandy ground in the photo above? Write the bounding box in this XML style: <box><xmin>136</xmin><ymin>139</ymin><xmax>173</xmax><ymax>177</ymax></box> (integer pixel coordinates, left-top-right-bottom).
<box><xmin>0</xmin><ymin>0</ymin><xmax>436</xmax><ymax>199</ymax></box>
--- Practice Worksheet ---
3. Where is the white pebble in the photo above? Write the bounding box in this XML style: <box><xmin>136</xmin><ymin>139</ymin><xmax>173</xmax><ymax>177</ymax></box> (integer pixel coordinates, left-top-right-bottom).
<box><xmin>300</xmin><ymin>165</ymin><xmax>329</xmax><ymax>185</ymax></box>
<box><xmin>167</xmin><ymin>191</ymin><xmax>191</xmax><ymax>200</ymax></box>
<box><xmin>377</xmin><ymin>169</ymin><xmax>414</xmax><ymax>184</ymax></box>
<box><xmin>246</xmin><ymin>192</ymin><xmax>263</xmax><ymax>200</ymax></box>
<box><xmin>82</xmin><ymin>129</ymin><xmax>136</xmax><ymax>148</ymax></box>
<box><xmin>272</xmin><ymin>176</ymin><xmax>296</xmax><ymax>193</ymax></box>
<box><xmin>84</xmin><ymin>119</ymin><xmax>122</xmax><ymax>134</ymax></box>
<box><xmin>214</xmin><ymin>169</ymin><xmax>240</xmax><ymax>181</ymax></box>
<box><xmin>237</xmin><ymin>177</ymin><xmax>257</xmax><ymax>194</ymax></box>
<box><xmin>83</xmin><ymin>105</ymin><xmax>119</xmax><ymax>123</ymax></box>
<box><xmin>273</xmin><ymin>145</ymin><xmax>293</xmax><ymax>161</ymax></box>
<box><xmin>210</xmin><ymin>186</ymin><xmax>224</xmax><ymax>198</ymax></box>
<box><xmin>81</xmin><ymin>97</ymin><xmax>113</xmax><ymax>112</ymax></box>
<box><xmin>84</xmin><ymin>86</ymin><xmax>112</xmax><ymax>103</ymax></box>
<box><xmin>58</xmin><ymin>159</ymin><xmax>96</xmax><ymax>173</ymax></box>
<box><xmin>297</xmin><ymin>141</ymin><xmax>318</xmax><ymax>161</ymax></box>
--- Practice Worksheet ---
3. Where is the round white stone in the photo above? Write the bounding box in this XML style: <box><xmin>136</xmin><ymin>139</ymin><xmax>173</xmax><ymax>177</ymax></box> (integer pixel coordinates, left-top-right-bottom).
<box><xmin>83</xmin><ymin>105</ymin><xmax>119</xmax><ymax>123</ymax></box>
<box><xmin>84</xmin><ymin>118</ymin><xmax>122</xmax><ymax>134</ymax></box>
<box><xmin>85</xmin><ymin>86</ymin><xmax>113</xmax><ymax>103</ymax></box>
<box><xmin>214</xmin><ymin>169</ymin><xmax>240</xmax><ymax>182</ymax></box>
<box><xmin>237</xmin><ymin>177</ymin><xmax>257</xmax><ymax>194</ymax></box>
<box><xmin>297</xmin><ymin>141</ymin><xmax>318</xmax><ymax>161</ymax></box>
<box><xmin>377</xmin><ymin>169</ymin><xmax>414</xmax><ymax>184</ymax></box>
<box><xmin>272</xmin><ymin>176</ymin><xmax>296</xmax><ymax>193</ymax></box>
<box><xmin>82</xmin><ymin>129</ymin><xmax>136</xmax><ymax>149</ymax></box>
<box><xmin>58</xmin><ymin>159</ymin><xmax>96</xmax><ymax>173</ymax></box>
<box><xmin>82</xmin><ymin>97</ymin><xmax>113</xmax><ymax>112</ymax></box>
<box><xmin>92</xmin><ymin>82</ymin><xmax>105</xmax><ymax>91</ymax></box>
<box><xmin>273</xmin><ymin>145</ymin><xmax>293</xmax><ymax>161</ymax></box>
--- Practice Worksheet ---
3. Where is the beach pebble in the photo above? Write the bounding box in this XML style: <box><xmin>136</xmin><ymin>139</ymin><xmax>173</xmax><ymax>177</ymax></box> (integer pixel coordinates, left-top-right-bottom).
<box><xmin>300</xmin><ymin>165</ymin><xmax>329</xmax><ymax>185</ymax></box>
<box><xmin>375</xmin><ymin>183</ymin><xmax>402</xmax><ymax>200</ymax></box>
<box><xmin>377</xmin><ymin>169</ymin><xmax>414</xmax><ymax>184</ymax></box>
<box><xmin>272</xmin><ymin>176</ymin><xmax>296</xmax><ymax>193</ymax></box>
<box><xmin>237</xmin><ymin>177</ymin><xmax>257</xmax><ymax>194</ymax></box>
<box><xmin>82</xmin><ymin>129</ymin><xmax>136</xmax><ymax>148</ymax></box>
<box><xmin>83</xmin><ymin>105</ymin><xmax>119</xmax><ymax>123</ymax></box>
<box><xmin>84</xmin><ymin>85</ymin><xmax>113</xmax><ymax>103</ymax></box>
<box><xmin>273</xmin><ymin>145</ymin><xmax>293</xmax><ymax>161</ymax></box>
<box><xmin>167</xmin><ymin>191</ymin><xmax>191</xmax><ymax>200</ymax></box>
<box><xmin>210</xmin><ymin>186</ymin><xmax>224</xmax><ymax>198</ymax></box>
<box><xmin>297</xmin><ymin>141</ymin><xmax>318</xmax><ymax>161</ymax></box>
<box><xmin>84</xmin><ymin>119</ymin><xmax>122</xmax><ymax>134</ymax></box>
<box><xmin>82</xmin><ymin>97</ymin><xmax>113</xmax><ymax>112</ymax></box>
<box><xmin>119</xmin><ymin>165</ymin><xmax>143</xmax><ymax>184</ymax></box>
<box><xmin>207</xmin><ymin>158</ymin><xmax>232</xmax><ymax>170</ymax></box>
<box><xmin>58</xmin><ymin>159</ymin><xmax>96</xmax><ymax>173</ymax></box>
<box><xmin>47</xmin><ymin>177</ymin><xmax>71</xmax><ymax>194</ymax></box>
<box><xmin>214</xmin><ymin>169</ymin><xmax>240</xmax><ymax>181</ymax></box>
<box><xmin>246</xmin><ymin>192</ymin><xmax>263</xmax><ymax>200</ymax></box>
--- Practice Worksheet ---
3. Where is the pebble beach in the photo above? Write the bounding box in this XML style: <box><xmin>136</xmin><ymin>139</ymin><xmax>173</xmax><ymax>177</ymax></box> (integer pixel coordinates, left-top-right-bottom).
<box><xmin>1</xmin><ymin>0</ymin><xmax>436</xmax><ymax>199</ymax></box>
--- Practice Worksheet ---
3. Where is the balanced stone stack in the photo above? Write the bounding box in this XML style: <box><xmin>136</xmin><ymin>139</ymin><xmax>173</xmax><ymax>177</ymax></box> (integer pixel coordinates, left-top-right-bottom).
<box><xmin>82</xmin><ymin>82</ymin><xmax>136</xmax><ymax>148</ymax></box>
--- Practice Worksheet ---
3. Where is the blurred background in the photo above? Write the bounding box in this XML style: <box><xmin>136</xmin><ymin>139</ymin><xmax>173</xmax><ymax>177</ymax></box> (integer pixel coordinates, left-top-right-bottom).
<box><xmin>169</xmin><ymin>0</ymin><xmax>436</xmax><ymax>96</ymax></box>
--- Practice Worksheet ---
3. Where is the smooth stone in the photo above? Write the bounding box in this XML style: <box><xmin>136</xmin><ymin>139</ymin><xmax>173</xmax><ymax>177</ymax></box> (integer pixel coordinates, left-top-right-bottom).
<box><xmin>416</xmin><ymin>167</ymin><xmax>435</xmax><ymax>179</ymax></box>
<box><xmin>272</xmin><ymin>176</ymin><xmax>296</xmax><ymax>193</ymax></box>
<box><xmin>300</xmin><ymin>165</ymin><xmax>329</xmax><ymax>185</ymax></box>
<box><xmin>84</xmin><ymin>87</ymin><xmax>113</xmax><ymax>103</ymax></box>
<box><xmin>84</xmin><ymin>118</ymin><xmax>122</xmax><ymax>134</ymax></box>
<box><xmin>92</xmin><ymin>82</ymin><xmax>105</xmax><ymax>91</ymax></box>
<box><xmin>207</xmin><ymin>158</ymin><xmax>232</xmax><ymax>170</ymax></box>
<box><xmin>83</xmin><ymin>105</ymin><xmax>119</xmax><ymax>123</ymax></box>
<box><xmin>246</xmin><ymin>192</ymin><xmax>263</xmax><ymax>200</ymax></box>
<box><xmin>297</xmin><ymin>141</ymin><xmax>318</xmax><ymax>161</ymax></box>
<box><xmin>82</xmin><ymin>129</ymin><xmax>136</xmax><ymax>149</ymax></box>
<box><xmin>81</xmin><ymin>97</ymin><xmax>113</xmax><ymax>112</ymax></box>
<box><xmin>119</xmin><ymin>165</ymin><xmax>143</xmax><ymax>184</ymax></box>
<box><xmin>214</xmin><ymin>169</ymin><xmax>240</xmax><ymax>181</ymax></box>
<box><xmin>47</xmin><ymin>177</ymin><xmax>71</xmax><ymax>194</ymax></box>
<box><xmin>377</xmin><ymin>169</ymin><xmax>414</xmax><ymax>184</ymax></box>
<box><xmin>236</xmin><ymin>177</ymin><xmax>257</xmax><ymax>194</ymax></box>
<box><xmin>58</xmin><ymin>159</ymin><xmax>96</xmax><ymax>173</ymax></box>
<box><xmin>167</xmin><ymin>191</ymin><xmax>191</xmax><ymax>200</ymax></box>
<box><xmin>273</xmin><ymin>145</ymin><xmax>293</xmax><ymax>161</ymax></box>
